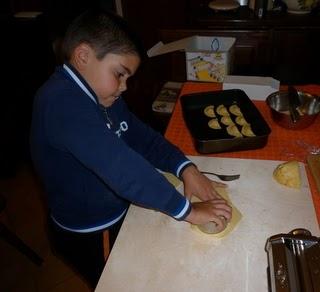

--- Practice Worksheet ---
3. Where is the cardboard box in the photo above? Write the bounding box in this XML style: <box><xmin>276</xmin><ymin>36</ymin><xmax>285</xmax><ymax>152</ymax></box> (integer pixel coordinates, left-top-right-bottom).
<box><xmin>147</xmin><ymin>36</ymin><xmax>236</xmax><ymax>83</ymax></box>
<box><xmin>223</xmin><ymin>75</ymin><xmax>280</xmax><ymax>100</ymax></box>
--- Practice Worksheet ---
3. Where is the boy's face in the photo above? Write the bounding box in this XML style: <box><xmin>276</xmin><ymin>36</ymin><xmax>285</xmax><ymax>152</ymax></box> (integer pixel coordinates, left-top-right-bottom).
<box><xmin>74</xmin><ymin>45</ymin><xmax>140</xmax><ymax>107</ymax></box>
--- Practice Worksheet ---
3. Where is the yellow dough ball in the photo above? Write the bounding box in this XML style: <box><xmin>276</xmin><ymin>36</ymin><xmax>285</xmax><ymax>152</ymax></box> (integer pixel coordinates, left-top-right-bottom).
<box><xmin>273</xmin><ymin>160</ymin><xmax>301</xmax><ymax>189</ymax></box>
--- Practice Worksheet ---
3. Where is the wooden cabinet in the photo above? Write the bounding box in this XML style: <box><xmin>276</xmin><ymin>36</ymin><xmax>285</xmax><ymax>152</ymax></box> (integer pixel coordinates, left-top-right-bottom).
<box><xmin>272</xmin><ymin>28</ymin><xmax>320</xmax><ymax>83</ymax></box>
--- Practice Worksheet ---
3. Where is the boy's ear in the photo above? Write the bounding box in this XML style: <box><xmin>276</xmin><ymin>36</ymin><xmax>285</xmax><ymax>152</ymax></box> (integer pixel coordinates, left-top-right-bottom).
<box><xmin>73</xmin><ymin>43</ymin><xmax>92</xmax><ymax>68</ymax></box>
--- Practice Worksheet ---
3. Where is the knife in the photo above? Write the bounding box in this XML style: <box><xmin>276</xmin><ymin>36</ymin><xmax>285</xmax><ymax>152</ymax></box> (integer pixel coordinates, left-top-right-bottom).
<box><xmin>288</xmin><ymin>86</ymin><xmax>301</xmax><ymax>123</ymax></box>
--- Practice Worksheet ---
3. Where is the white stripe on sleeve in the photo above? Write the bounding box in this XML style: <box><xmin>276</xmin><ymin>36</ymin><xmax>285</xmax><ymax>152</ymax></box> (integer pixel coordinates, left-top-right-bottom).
<box><xmin>173</xmin><ymin>199</ymin><xmax>190</xmax><ymax>220</ymax></box>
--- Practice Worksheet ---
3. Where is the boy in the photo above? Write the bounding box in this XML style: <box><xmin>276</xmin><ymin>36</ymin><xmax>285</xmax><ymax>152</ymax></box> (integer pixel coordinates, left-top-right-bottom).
<box><xmin>30</xmin><ymin>9</ymin><xmax>232</xmax><ymax>289</ymax></box>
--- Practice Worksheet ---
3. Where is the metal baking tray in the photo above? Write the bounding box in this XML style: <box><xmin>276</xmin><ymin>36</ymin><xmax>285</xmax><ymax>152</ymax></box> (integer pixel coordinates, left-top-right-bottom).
<box><xmin>181</xmin><ymin>89</ymin><xmax>271</xmax><ymax>154</ymax></box>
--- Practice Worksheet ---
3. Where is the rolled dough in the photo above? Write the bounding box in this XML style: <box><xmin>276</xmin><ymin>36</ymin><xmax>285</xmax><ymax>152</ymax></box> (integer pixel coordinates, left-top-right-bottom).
<box><xmin>161</xmin><ymin>172</ymin><xmax>242</xmax><ymax>238</ymax></box>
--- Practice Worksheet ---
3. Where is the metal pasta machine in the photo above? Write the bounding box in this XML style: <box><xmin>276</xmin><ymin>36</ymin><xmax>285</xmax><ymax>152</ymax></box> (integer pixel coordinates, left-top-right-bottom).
<box><xmin>265</xmin><ymin>228</ymin><xmax>320</xmax><ymax>292</ymax></box>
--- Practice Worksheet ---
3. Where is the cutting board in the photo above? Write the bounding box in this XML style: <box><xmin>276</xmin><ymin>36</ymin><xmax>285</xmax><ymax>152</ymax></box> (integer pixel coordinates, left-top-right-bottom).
<box><xmin>307</xmin><ymin>154</ymin><xmax>320</xmax><ymax>193</ymax></box>
<box><xmin>95</xmin><ymin>156</ymin><xmax>320</xmax><ymax>292</ymax></box>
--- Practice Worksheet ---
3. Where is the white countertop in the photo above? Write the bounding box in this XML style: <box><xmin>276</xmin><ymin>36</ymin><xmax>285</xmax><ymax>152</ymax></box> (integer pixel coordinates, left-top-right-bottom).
<box><xmin>95</xmin><ymin>156</ymin><xmax>319</xmax><ymax>292</ymax></box>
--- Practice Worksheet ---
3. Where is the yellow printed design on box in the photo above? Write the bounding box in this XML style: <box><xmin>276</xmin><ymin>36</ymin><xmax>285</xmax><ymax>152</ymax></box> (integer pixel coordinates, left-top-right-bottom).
<box><xmin>188</xmin><ymin>55</ymin><xmax>226</xmax><ymax>82</ymax></box>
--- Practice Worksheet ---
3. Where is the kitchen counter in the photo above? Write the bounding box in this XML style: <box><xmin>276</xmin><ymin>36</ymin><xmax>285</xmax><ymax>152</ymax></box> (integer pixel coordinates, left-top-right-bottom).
<box><xmin>95</xmin><ymin>82</ymin><xmax>320</xmax><ymax>292</ymax></box>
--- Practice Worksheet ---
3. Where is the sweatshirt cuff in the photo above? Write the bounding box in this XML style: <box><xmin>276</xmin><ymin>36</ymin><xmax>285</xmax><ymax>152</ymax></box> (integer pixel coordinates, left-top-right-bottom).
<box><xmin>173</xmin><ymin>199</ymin><xmax>191</xmax><ymax>221</ymax></box>
<box><xmin>176</xmin><ymin>161</ymin><xmax>196</xmax><ymax>178</ymax></box>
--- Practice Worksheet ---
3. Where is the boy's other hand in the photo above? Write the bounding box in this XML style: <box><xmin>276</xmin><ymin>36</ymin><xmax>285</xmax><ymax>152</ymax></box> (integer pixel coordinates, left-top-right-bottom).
<box><xmin>181</xmin><ymin>164</ymin><xmax>226</xmax><ymax>201</ymax></box>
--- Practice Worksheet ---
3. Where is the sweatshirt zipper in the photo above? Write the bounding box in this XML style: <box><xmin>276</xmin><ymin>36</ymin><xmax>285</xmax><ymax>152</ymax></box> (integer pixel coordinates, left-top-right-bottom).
<box><xmin>102</xmin><ymin>107</ymin><xmax>113</xmax><ymax>129</ymax></box>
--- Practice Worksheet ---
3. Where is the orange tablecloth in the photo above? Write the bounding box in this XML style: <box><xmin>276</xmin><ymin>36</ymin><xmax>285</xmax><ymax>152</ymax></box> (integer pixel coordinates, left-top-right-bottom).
<box><xmin>165</xmin><ymin>82</ymin><xmax>320</xmax><ymax>224</ymax></box>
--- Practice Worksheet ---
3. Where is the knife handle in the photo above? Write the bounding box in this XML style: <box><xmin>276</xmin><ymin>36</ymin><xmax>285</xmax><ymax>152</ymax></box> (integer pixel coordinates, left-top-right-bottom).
<box><xmin>307</xmin><ymin>154</ymin><xmax>320</xmax><ymax>193</ymax></box>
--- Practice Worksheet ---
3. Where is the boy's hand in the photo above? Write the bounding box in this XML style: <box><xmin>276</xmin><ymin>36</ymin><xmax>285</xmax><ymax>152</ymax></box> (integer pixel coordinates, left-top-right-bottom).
<box><xmin>184</xmin><ymin>199</ymin><xmax>232</xmax><ymax>229</ymax></box>
<box><xmin>180</xmin><ymin>164</ymin><xmax>226</xmax><ymax>201</ymax></box>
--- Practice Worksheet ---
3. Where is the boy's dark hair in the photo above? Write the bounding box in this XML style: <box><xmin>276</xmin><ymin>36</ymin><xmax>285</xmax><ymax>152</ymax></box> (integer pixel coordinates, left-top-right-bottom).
<box><xmin>62</xmin><ymin>9</ymin><xmax>144</xmax><ymax>61</ymax></box>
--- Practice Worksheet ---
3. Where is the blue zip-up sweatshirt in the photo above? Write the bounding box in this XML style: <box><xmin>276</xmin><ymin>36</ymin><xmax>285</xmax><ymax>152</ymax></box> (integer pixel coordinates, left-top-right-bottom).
<box><xmin>30</xmin><ymin>64</ymin><xmax>192</xmax><ymax>233</ymax></box>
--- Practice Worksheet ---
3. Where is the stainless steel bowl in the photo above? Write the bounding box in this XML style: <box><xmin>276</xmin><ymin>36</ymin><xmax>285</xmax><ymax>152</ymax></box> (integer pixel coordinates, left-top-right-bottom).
<box><xmin>266</xmin><ymin>91</ymin><xmax>320</xmax><ymax>130</ymax></box>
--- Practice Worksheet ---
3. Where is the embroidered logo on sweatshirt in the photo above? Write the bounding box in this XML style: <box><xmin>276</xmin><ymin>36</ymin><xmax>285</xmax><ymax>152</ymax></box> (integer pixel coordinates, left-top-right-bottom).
<box><xmin>115</xmin><ymin>121</ymin><xmax>128</xmax><ymax>137</ymax></box>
